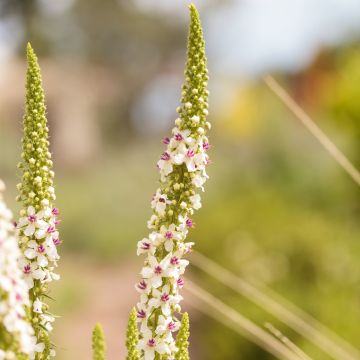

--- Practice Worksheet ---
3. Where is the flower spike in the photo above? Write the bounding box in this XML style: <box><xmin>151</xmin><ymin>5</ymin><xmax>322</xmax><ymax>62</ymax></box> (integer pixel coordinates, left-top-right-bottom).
<box><xmin>0</xmin><ymin>179</ymin><xmax>35</xmax><ymax>358</ymax></box>
<box><xmin>16</xmin><ymin>43</ymin><xmax>61</xmax><ymax>359</ymax></box>
<box><xmin>126</xmin><ymin>308</ymin><xmax>140</xmax><ymax>360</ymax></box>
<box><xmin>92</xmin><ymin>323</ymin><xmax>106</xmax><ymax>360</ymax></box>
<box><xmin>134</xmin><ymin>4</ymin><xmax>210</xmax><ymax>359</ymax></box>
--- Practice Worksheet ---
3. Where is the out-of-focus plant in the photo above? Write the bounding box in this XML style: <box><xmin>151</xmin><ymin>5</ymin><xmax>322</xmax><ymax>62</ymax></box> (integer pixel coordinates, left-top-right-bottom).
<box><xmin>92</xmin><ymin>323</ymin><xmax>106</xmax><ymax>360</ymax></box>
<box><xmin>0</xmin><ymin>179</ymin><xmax>35</xmax><ymax>359</ymax></box>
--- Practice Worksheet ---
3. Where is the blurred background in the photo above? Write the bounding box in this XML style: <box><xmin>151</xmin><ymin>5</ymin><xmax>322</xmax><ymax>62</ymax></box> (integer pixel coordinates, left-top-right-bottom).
<box><xmin>0</xmin><ymin>0</ymin><xmax>360</xmax><ymax>359</ymax></box>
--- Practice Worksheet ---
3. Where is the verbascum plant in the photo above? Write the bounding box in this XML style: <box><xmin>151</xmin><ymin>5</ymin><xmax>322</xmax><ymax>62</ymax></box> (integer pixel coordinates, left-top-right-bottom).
<box><xmin>126</xmin><ymin>308</ymin><xmax>140</xmax><ymax>360</ymax></box>
<box><xmin>16</xmin><ymin>43</ymin><xmax>61</xmax><ymax>359</ymax></box>
<box><xmin>175</xmin><ymin>313</ymin><xmax>190</xmax><ymax>360</ymax></box>
<box><xmin>92</xmin><ymin>323</ymin><xmax>106</xmax><ymax>360</ymax></box>
<box><xmin>132</xmin><ymin>4</ymin><xmax>209</xmax><ymax>359</ymax></box>
<box><xmin>0</xmin><ymin>179</ymin><xmax>35</xmax><ymax>359</ymax></box>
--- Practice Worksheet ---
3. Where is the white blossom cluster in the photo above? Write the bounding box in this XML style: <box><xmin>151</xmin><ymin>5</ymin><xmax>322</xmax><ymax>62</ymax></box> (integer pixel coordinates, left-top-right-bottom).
<box><xmin>135</xmin><ymin>113</ymin><xmax>210</xmax><ymax>359</ymax></box>
<box><xmin>16</xmin><ymin>202</ymin><xmax>61</xmax><ymax>357</ymax></box>
<box><xmin>0</xmin><ymin>180</ymin><xmax>35</xmax><ymax>359</ymax></box>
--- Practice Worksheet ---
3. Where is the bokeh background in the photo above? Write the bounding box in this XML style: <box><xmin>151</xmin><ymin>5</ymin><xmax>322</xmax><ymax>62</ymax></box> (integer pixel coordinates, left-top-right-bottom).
<box><xmin>0</xmin><ymin>0</ymin><xmax>360</xmax><ymax>359</ymax></box>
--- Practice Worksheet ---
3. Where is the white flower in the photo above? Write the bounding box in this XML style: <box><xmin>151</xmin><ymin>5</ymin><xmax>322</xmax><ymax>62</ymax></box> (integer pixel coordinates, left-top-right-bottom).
<box><xmin>151</xmin><ymin>190</ymin><xmax>170</xmax><ymax>216</ymax></box>
<box><xmin>141</xmin><ymin>254</ymin><xmax>172</xmax><ymax>288</ymax></box>
<box><xmin>159</xmin><ymin>224</ymin><xmax>182</xmax><ymax>252</ymax></box>
<box><xmin>24</xmin><ymin>240</ymin><xmax>48</xmax><ymax>267</ymax></box>
<box><xmin>17</xmin><ymin>206</ymin><xmax>48</xmax><ymax>237</ymax></box>
<box><xmin>155</xmin><ymin>315</ymin><xmax>180</xmax><ymax>335</ymax></box>
<box><xmin>33</xmin><ymin>299</ymin><xmax>43</xmax><ymax>313</ymax></box>
<box><xmin>148</xmin><ymin>285</ymin><xmax>182</xmax><ymax>316</ymax></box>
<box><xmin>137</xmin><ymin>328</ymin><xmax>170</xmax><ymax>360</ymax></box>
<box><xmin>190</xmin><ymin>194</ymin><xmax>202</xmax><ymax>210</ymax></box>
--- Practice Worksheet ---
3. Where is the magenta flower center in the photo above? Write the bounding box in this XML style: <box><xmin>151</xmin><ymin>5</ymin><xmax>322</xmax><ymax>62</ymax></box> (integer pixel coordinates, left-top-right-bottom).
<box><xmin>53</xmin><ymin>238</ymin><xmax>61</xmax><ymax>246</ymax></box>
<box><xmin>52</xmin><ymin>208</ymin><xmax>60</xmax><ymax>216</ymax></box>
<box><xmin>158</xmin><ymin>197</ymin><xmax>166</xmax><ymax>203</ymax></box>
<box><xmin>161</xmin><ymin>152</ymin><xmax>170</xmax><ymax>161</ymax></box>
<box><xmin>28</xmin><ymin>215</ymin><xmax>36</xmax><ymax>223</ymax></box>
<box><xmin>186</xmin><ymin>218</ymin><xmax>193</xmax><ymax>228</ymax></box>
<box><xmin>137</xmin><ymin>309</ymin><xmax>146</xmax><ymax>318</ymax></box>
<box><xmin>47</xmin><ymin>226</ymin><xmax>56</xmax><ymax>234</ymax></box>
<box><xmin>168</xmin><ymin>321</ymin><xmax>176</xmax><ymax>331</ymax></box>
<box><xmin>137</xmin><ymin>280</ymin><xmax>147</xmax><ymax>290</ymax></box>
<box><xmin>170</xmin><ymin>256</ymin><xmax>179</xmax><ymax>265</ymax></box>
<box><xmin>24</xmin><ymin>265</ymin><xmax>31</xmax><ymax>274</ymax></box>
<box><xmin>154</xmin><ymin>266</ymin><xmax>162</xmax><ymax>274</ymax></box>
<box><xmin>203</xmin><ymin>142</ymin><xmax>210</xmax><ymax>150</ymax></box>
<box><xmin>174</xmin><ymin>133</ymin><xmax>183</xmax><ymax>141</ymax></box>
<box><xmin>37</xmin><ymin>244</ymin><xmax>45</xmax><ymax>253</ymax></box>
<box><xmin>165</xmin><ymin>231</ymin><xmax>173</xmax><ymax>239</ymax></box>
<box><xmin>187</xmin><ymin>149</ymin><xmax>195</xmax><ymax>158</ymax></box>
<box><xmin>141</xmin><ymin>242</ymin><xmax>151</xmax><ymax>250</ymax></box>
<box><xmin>162</xmin><ymin>137</ymin><xmax>170</xmax><ymax>145</ymax></box>
<box><xmin>177</xmin><ymin>278</ymin><xmax>185</xmax><ymax>287</ymax></box>
<box><xmin>147</xmin><ymin>339</ymin><xmax>156</xmax><ymax>348</ymax></box>
<box><xmin>161</xmin><ymin>293</ymin><xmax>170</xmax><ymax>302</ymax></box>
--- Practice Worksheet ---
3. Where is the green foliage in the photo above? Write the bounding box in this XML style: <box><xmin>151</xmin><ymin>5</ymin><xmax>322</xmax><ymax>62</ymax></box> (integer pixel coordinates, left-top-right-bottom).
<box><xmin>175</xmin><ymin>313</ymin><xmax>190</xmax><ymax>360</ymax></box>
<box><xmin>126</xmin><ymin>308</ymin><xmax>140</xmax><ymax>360</ymax></box>
<box><xmin>92</xmin><ymin>323</ymin><xmax>106</xmax><ymax>360</ymax></box>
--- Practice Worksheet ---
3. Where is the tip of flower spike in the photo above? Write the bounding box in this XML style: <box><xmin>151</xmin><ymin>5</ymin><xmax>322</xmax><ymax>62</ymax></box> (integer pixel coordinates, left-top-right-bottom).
<box><xmin>188</xmin><ymin>3</ymin><xmax>198</xmax><ymax>15</ymax></box>
<box><xmin>26</xmin><ymin>42</ymin><xmax>37</xmax><ymax>63</ymax></box>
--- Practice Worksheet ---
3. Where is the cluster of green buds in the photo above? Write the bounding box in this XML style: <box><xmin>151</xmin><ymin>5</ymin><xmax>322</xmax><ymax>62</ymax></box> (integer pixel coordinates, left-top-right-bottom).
<box><xmin>15</xmin><ymin>43</ymin><xmax>62</xmax><ymax>359</ymax></box>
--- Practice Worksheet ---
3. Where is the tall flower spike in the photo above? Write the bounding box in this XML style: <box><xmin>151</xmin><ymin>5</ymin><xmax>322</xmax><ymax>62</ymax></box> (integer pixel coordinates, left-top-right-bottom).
<box><xmin>0</xmin><ymin>179</ymin><xmax>35</xmax><ymax>359</ymax></box>
<box><xmin>126</xmin><ymin>308</ymin><xmax>140</xmax><ymax>360</ymax></box>
<box><xmin>134</xmin><ymin>4</ymin><xmax>210</xmax><ymax>359</ymax></box>
<box><xmin>175</xmin><ymin>313</ymin><xmax>190</xmax><ymax>360</ymax></box>
<box><xmin>92</xmin><ymin>323</ymin><xmax>106</xmax><ymax>360</ymax></box>
<box><xmin>16</xmin><ymin>43</ymin><xmax>61</xmax><ymax>359</ymax></box>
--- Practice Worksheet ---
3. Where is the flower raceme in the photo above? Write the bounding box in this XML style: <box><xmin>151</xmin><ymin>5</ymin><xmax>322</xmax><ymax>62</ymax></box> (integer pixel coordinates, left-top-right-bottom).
<box><xmin>0</xmin><ymin>179</ymin><xmax>35</xmax><ymax>359</ymax></box>
<box><xmin>16</xmin><ymin>43</ymin><xmax>61</xmax><ymax>359</ymax></box>
<box><xmin>134</xmin><ymin>4</ymin><xmax>209</xmax><ymax>359</ymax></box>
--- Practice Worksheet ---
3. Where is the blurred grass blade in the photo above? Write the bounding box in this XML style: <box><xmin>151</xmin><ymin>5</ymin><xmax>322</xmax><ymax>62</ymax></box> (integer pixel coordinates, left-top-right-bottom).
<box><xmin>191</xmin><ymin>251</ymin><xmax>360</xmax><ymax>360</ymax></box>
<box><xmin>263</xmin><ymin>75</ymin><xmax>360</xmax><ymax>187</ymax></box>
<box><xmin>264</xmin><ymin>323</ymin><xmax>312</xmax><ymax>360</ymax></box>
<box><xmin>185</xmin><ymin>280</ymin><xmax>306</xmax><ymax>360</ymax></box>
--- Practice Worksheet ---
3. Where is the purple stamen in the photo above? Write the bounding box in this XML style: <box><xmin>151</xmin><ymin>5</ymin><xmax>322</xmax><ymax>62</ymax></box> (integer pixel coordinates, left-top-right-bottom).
<box><xmin>170</xmin><ymin>256</ymin><xmax>180</xmax><ymax>265</ymax></box>
<box><xmin>137</xmin><ymin>309</ymin><xmax>146</xmax><ymax>319</ymax></box>
<box><xmin>154</xmin><ymin>266</ymin><xmax>162</xmax><ymax>274</ymax></box>
<box><xmin>186</xmin><ymin>218</ymin><xmax>193</xmax><ymax>228</ymax></box>
<box><xmin>161</xmin><ymin>293</ymin><xmax>170</xmax><ymax>302</ymax></box>
<box><xmin>141</xmin><ymin>242</ymin><xmax>151</xmax><ymax>250</ymax></box>
<box><xmin>28</xmin><ymin>215</ymin><xmax>36</xmax><ymax>223</ymax></box>
<box><xmin>168</xmin><ymin>321</ymin><xmax>176</xmax><ymax>331</ymax></box>
<box><xmin>137</xmin><ymin>280</ymin><xmax>147</xmax><ymax>290</ymax></box>
<box><xmin>162</xmin><ymin>137</ymin><xmax>170</xmax><ymax>145</ymax></box>
<box><xmin>203</xmin><ymin>142</ymin><xmax>210</xmax><ymax>150</ymax></box>
<box><xmin>24</xmin><ymin>265</ymin><xmax>31</xmax><ymax>274</ymax></box>
<box><xmin>165</xmin><ymin>231</ymin><xmax>173</xmax><ymax>239</ymax></box>
<box><xmin>147</xmin><ymin>339</ymin><xmax>156</xmax><ymax>348</ymax></box>
<box><xmin>52</xmin><ymin>208</ymin><xmax>60</xmax><ymax>216</ymax></box>
<box><xmin>174</xmin><ymin>133</ymin><xmax>183</xmax><ymax>141</ymax></box>
<box><xmin>53</xmin><ymin>238</ymin><xmax>61</xmax><ymax>246</ymax></box>
<box><xmin>47</xmin><ymin>226</ymin><xmax>56</xmax><ymax>234</ymax></box>
<box><xmin>177</xmin><ymin>278</ymin><xmax>185</xmax><ymax>287</ymax></box>
<box><xmin>37</xmin><ymin>244</ymin><xmax>45</xmax><ymax>253</ymax></box>
<box><xmin>158</xmin><ymin>197</ymin><xmax>166</xmax><ymax>203</ymax></box>
<box><xmin>161</xmin><ymin>152</ymin><xmax>170</xmax><ymax>161</ymax></box>
<box><xmin>186</xmin><ymin>149</ymin><xmax>195</xmax><ymax>158</ymax></box>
